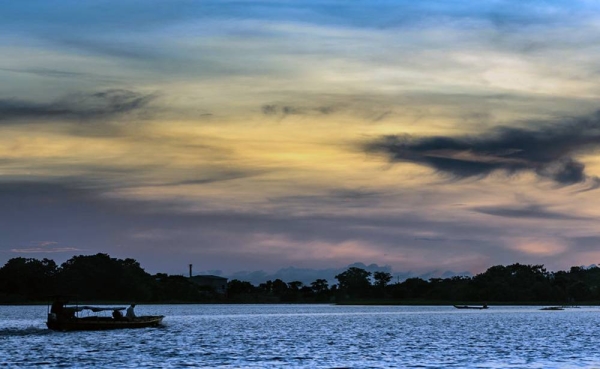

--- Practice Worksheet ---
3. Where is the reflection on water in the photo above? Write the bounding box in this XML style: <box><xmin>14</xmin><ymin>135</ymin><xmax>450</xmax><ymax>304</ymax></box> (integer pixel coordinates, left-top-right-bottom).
<box><xmin>2</xmin><ymin>304</ymin><xmax>600</xmax><ymax>368</ymax></box>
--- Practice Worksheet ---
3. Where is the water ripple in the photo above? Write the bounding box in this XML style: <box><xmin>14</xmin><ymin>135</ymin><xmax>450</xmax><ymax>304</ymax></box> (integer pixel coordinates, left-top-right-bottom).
<box><xmin>2</xmin><ymin>305</ymin><xmax>600</xmax><ymax>367</ymax></box>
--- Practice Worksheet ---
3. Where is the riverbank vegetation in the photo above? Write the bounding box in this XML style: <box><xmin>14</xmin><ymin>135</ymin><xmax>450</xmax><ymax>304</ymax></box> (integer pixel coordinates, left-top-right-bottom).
<box><xmin>1</xmin><ymin>254</ymin><xmax>599</xmax><ymax>305</ymax></box>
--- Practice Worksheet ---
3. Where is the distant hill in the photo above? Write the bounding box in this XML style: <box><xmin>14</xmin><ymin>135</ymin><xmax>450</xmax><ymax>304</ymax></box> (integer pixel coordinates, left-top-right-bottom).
<box><xmin>217</xmin><ymin>263</ymin><xmax>471</xmax><ymax>286</ymax></box>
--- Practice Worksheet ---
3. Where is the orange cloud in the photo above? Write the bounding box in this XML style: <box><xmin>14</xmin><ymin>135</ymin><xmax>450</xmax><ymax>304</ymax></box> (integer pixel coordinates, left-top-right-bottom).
<box><xmin>507</xmin><ymin>238</ymin><xmax>568</xmax><ymax>256</ymax></box>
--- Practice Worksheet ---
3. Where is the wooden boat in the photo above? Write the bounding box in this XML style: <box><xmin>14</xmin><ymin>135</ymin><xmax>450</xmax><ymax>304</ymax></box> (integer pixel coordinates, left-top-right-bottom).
<box><xmin>453</xmin><ymin>304</ymin><xmax>488</xmax><ymax>310</ymax></box>
<box><xmin>46</xmin><ymin>304</ymin><xmax>164</xmax><ymax>331</ymax></box>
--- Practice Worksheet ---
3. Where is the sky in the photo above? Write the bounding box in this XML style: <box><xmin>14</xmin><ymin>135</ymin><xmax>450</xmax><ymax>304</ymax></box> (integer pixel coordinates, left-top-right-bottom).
<box><xmin>2</xmin><ymin>0</ymin><xmax>600</xmax><ymax>280</ymax></box>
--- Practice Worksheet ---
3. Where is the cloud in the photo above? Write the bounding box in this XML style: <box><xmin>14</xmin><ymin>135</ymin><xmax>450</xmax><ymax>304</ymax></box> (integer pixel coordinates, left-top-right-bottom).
<box><xmin>56</xmin><ymin>37</ymin><xmax>171</xmax><ymax>62</ymax></box>
<box><xmin>158</xmin><ymin>169</ymin><xmax>269</xmax><ymax>187</ymax></box>
<box><xmin>269</xmin><ymin>188</ymin><xmax>384</xmax><ymax>211</ymax></box>
<box><xmin>10</xmin><ymin>247</ymin><xmax>81</xmax><ymax>254</ymax></box>
<box><xmin>506</xmin><ymin>238</ymin><xmax>568</xmax><ymax>256</ymax></box>
<box><xmin>0</xmin><ymin>89</ymin><xmax>155</xmax><ymax>123</ymax></box>
<box><xmin>0</xmin><ymin>67</ymin><xmax>95</xmax><ymax>79</ymax></box>
<box><xmin>10</xmin><ymin>241</ymin><xmax>82</xmax><ymax>254</ymax></box>
<box><xmin>261</xmin><ymin>103</ymin><xmax>336</xmax><ymax>118</ymax></box>
<box><xmin>471</xmin><ymin>204</ymin><xmax>589</xmax><ymax>220</ymax></box>
<box><xmin>364</xmin><ymin>111</ymin><xmax>600</xmax><ymax>187</ymax></box>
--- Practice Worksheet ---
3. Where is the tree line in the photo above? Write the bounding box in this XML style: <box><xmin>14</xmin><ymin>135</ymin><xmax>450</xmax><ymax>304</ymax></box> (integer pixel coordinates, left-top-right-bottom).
<box><xmin>1</xmin><ymin>253</ymin><xmax>600</xmax><ymax>304</ymax></box>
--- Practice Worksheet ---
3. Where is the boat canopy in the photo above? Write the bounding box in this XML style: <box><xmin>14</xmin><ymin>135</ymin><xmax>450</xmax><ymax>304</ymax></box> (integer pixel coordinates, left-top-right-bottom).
<box><xmin>66</xmin><ymin>306</ymin><xmax>126</xmax><ymax>312</ymax></box>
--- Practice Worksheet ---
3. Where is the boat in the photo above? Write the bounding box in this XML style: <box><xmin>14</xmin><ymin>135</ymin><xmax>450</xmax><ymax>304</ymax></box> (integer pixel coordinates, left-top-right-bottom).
<box><xmin>46</xmin><ymin>304</ymin><xmax>164</xmax><ymax>331</ymax></box>
<box><xmin>540</xmin><ymin>306</ymin><xmax>564</xmax><ymax>311</ymax></box>
<box><xmin>453</xmin><ymin>304</ymin><xmax>488</xmax><ymax>310</ymax></box>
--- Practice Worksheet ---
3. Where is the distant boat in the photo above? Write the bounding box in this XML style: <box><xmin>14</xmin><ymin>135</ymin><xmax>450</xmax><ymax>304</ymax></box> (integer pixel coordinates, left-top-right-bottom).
<box><xmin>453</xmin><ymin>304</ymin><xmax>488</xmax><ymax>310</ymax></box>
<box><xmin>47</xmin><ymin>304</ymin><xmax>164</xmax><ymax>331</ymax></box>
<box><xmin>540</xmin><ymin>306</ymin><xmax>564</xmax><ymax>311</ymax></box>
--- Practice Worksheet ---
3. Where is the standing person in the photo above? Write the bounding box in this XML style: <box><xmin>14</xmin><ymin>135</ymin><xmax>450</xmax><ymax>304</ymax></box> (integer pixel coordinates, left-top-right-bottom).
<box><xmin>126</xmin><ymin>304</ymin><xmax>136</xmax><ymax>320</ymax></box>
<box><xmin>50</xmin><ymin>297</ymin><xmax>64</xmax><ymax>320</ymax></box>
<box><xmin>51</xmin><ymin>298</ymin><xmax>64</xmax><ymax>316</ymax></box>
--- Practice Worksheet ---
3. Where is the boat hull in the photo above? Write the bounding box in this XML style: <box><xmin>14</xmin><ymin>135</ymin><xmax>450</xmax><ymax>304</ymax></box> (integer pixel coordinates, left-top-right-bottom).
<box><xmin>47</xmin><ymin>315</ymin><xmax>164</xmax><ymax>331</ymax></box>
<box><xmin>453</xmin><ymin>305</ymin><xmax>488</xmax><ymax>310</ymax></box>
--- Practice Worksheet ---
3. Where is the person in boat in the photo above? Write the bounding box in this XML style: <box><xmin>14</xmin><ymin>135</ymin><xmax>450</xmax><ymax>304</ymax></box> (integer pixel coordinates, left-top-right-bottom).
<box><xmin>112</xmin><ymin>309</ymin><xmax>124</xmax><ymax>320</ymax></box>
<box><xmin>50</xmin><ymin>297</ymin><xmax>75</xmax><ymax>320</ymax></box>
<box><xmin>50</xmin><ymin>298</ymin><xmax>64</xmax><ymax>317</ymax></box>
<box><xmin>126</xmin><ymin>304</ymin><xmax>136</xmax><ymax>320</ymax></box>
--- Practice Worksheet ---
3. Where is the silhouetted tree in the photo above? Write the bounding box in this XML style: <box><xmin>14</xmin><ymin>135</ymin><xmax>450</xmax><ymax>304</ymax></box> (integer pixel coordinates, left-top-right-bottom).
<box><xmin>310</xmin><ymin>279</ymin><xmax>330</xmax><ymax>302</ymax></box>
<box><xmin>6</xmin><ymin>253</ymin><xmax>600</xmax><ymax>305</ymax></box>
<box><xmin>402</xmin><ymin>277</ymin><xmax>430</xmax><ymax>299</ymax></box>
<box><xmin>288</xmin><ymin>281</ymin><xmax>303</xmax><ymax>291</ymax></box>
<box><xmin>227</xmin><ymin>279</ymin><xmax>256</xmax><ymax>302</ymax></box>
<box><xmin>153</xmin><ymin>274</ymin><xmax>205</xmax><ymax>302</ymax></box>
<box><xmin>311</xmin><ymin>279</ymin><xmax>329</xmax><ymax>294</ymax></box>
<box><xmin>258</xmin><ymin>280</ymin><xmax>273</xmax><ymax>294</ymax></box>
<box><xmin>372</xmin><ymin>271</ymin><xmax>392</xmax><ymax>298</ymax></box>
<box><xmin>0</xmin><ymin>257</ymin><xmax>58</xmax><ymax>301</ymax></box>
<box><xmin>373</xmin><ymin>271</ymin><xmax>392</xmax><ymax>288</ymax></box>
<box><xmin>335</xmin><ymin>267</ymin><xmax>372</xmax><ymax>299</ymax></box>
<box><xmin>272</xmin><ymin>279</ymin><xmax>288</xmax><ymax>297</ymax></box>
<box><xmin>59</xmin><ymin>253</ymin><xmax>153</xmax><ymax>301</ymax></box>
<box><xmin>470</xmin><ymin>264</ymin><xmax>552</xmax><ymax>302</ymax></box>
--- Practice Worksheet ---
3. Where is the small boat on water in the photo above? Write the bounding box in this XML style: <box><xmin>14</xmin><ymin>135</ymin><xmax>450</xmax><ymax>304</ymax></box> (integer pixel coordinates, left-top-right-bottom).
<box><xmin>453</xmin><ymin>304</ymin><xmax>488</xmax><ymax>310</ymax></box>
<box><xmin>47</xmin><ymin>303</ymin><xmax>164</xmax><ymax>331</ymax></box>
<box><xmin>540</xmin><ymin>306</ymin><xmax>564</xmax><ymax>311</ymax></box>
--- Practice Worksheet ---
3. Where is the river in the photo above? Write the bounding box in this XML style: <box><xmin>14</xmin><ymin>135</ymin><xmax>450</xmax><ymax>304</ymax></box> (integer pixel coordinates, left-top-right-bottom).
<box><xmin>1</xmin><ymin>304</ymin><xmax>599</xmax><ymax>368</ymax></box>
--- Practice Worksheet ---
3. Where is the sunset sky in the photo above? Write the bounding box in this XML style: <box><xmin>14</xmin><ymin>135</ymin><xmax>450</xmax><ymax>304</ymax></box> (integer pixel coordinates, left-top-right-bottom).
<box><xmin>2</xmin><ymin>0</ymin><xmax>600</xmax><ymax>278</ymax></box>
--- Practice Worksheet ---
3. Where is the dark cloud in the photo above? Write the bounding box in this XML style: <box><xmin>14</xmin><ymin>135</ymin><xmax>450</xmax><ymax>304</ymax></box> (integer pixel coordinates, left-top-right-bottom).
<box><xmin>6</xmin><ymin>176</ymin><xmax>578</xmax><ymax>276</ymax></box>
<box><xmin>262</xmin><ymin>105</ymin><xmax>278</xmax><ymax>115</ymax></box>
<box><xmin>261</xmin><ymin>104</ymin><xmax>302</xmax><ymax>116</ymax></box>
<box><xmin>0</xmin><ymin>181</ymin><xmax>473</xmax><ymax>252</ymax></box>
<box><xmin>0</xmin><ymin>89</ymin><xmax>155</xmax><ymax>123</ymax></box>
<box><xmin>373</xmin><ymin>111</ymin><xmax>392</xmax><ymax>122</ymax></box>
<box><xmin>164</xmin><ymin>169</ymin><xmax>268</xmax><ymax>187</ymax></box>
<box><xmin>568</xmin><ymin>236</ymin><xmax>600</xmax><ymax>253</ymax></box>
<box><xmin>364</xmin><ymin>111</ymin><xmax>600</xmax><ymax>187</ymax></box>
<box><xmin>261</xmin><ymin>103</ymin><xmax>336</xmax><ymax>118</ymax></box>
<box><xmin>268</xmin><ymin>188</ymin><xmax>384</xmax><ymax>210</ymax></box>
<box><xmin>471</xmin><ymin>204</ymin><xmax>589</xmax><ymax>220</ymax></box>
<box><xmin>282</xmin><ymin>106</ymin><xmax>300</xmax><ymax>115</ymax></box>
<box><xmin>0</xmin><ymin>178</ymin><xmax>499</xmax><ymax>274</ymax></box>
<box><xmin>316</xmin><ymin>106</ymin><xmax>335</xmax><ymax>115</ymax></box>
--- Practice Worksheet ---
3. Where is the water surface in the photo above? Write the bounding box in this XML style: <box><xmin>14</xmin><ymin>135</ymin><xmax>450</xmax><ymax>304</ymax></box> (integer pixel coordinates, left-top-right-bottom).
<box><xmin>2</xmin><ymin>304</ymin><xmax>599</xmax><ymax>368</ymax></box>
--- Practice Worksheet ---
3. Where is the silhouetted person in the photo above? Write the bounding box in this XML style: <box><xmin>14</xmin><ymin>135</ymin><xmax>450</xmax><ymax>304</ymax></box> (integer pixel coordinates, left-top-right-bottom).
<box><xmin>50</xmin><ymin>298</ymin><xmax>74</xmax><ymax>319</ymax></box>
<box><xmin>50</xmin><ymin>298</ymin><xmax>64</xmax><ymax>317</ymax></box>
<box><xmin>126</xmin><ymin>304</ymin><xmax>136</xmax><ymax>320</ymax></box>
<box><xmin>112</xmin><ymin>309</ymin><xmax>123</xmax><ymax>320</ymax></box>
